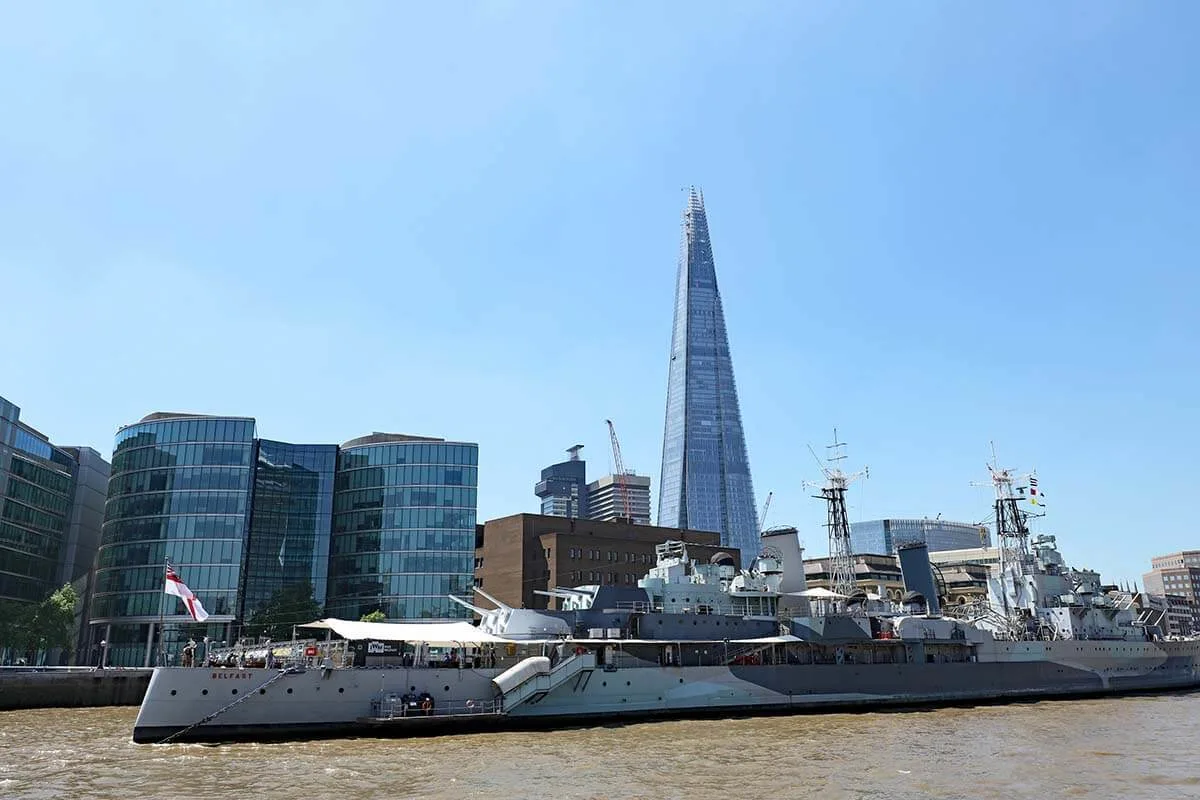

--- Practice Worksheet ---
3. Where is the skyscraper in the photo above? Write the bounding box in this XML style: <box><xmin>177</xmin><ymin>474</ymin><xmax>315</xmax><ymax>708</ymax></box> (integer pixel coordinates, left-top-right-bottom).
<box><xmin>587</xmin><ymin>472</ymin><xmax>651</xmax><ymax>525</ymax></box>
<box><xmin>657</xmin><ymin>188</ymin><xmax>759</xmax><ymax>556</ymax></box>
<box><xmin>534</xmin><ymin>445</ymin><xmax>589</xmax><ymax>519</ymax></box>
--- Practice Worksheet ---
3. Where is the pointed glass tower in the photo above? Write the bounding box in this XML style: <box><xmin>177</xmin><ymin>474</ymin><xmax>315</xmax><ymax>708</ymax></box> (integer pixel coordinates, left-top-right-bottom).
<box><xmin>658</xmin><ymin>188</ymin><xmax>759</xmax><ymax>556</ymax></box>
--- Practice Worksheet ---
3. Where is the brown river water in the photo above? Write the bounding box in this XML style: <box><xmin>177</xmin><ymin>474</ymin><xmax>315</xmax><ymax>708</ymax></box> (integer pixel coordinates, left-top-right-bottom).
<box><xmin>2</xmin><ymin>694</ymin><xmax>1199</xmax><ymax>800</ymax></box>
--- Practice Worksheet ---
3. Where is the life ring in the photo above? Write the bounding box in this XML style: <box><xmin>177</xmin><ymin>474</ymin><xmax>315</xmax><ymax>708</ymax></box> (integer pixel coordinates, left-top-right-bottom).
<box><xmin>466</xmin><ymin>700</ymin><xmax>476</xmax><ymax>711</ymax></box>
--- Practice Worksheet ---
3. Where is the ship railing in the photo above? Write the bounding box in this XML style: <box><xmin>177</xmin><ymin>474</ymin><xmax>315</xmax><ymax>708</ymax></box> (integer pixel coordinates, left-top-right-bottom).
<box><xmin>0</xmin><ymin>665</ymin><xmax>149</xmax><ymax>673</ymax></box>
<box><xmin>610</xmin><ymin>601</ymin><xmax>663</xmax><ymax>613</ymax></box>
<box><xmin>370</xmin><ymin>697</ymin><xmax>502</xmax><ymax>719</ymax></box>
<box><xmin>722</xmin><ymin>642</ymin><xmax>773</xmax><ymax>665</ymax></box>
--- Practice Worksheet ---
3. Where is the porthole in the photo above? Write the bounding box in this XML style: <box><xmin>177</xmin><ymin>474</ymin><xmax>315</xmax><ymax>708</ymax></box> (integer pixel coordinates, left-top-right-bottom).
<box><xmin>259</xmin><ymin>689</ymin><xmax>266</xmax><ymax>695</ymax></box>
<box><xmin>286</xmin><ymin>688</ymin><xmax>293</xmax><ymax>694</ymax></box>
<box><xmin>444</xmin><ymin>685</ymin><xmax>450</xmax><ymax>692</ymax></box>
<box><xmin>170</xmin><ymin>690</ymin><xmax>177</xmax><ymax>696</ymax></box>
<box><xmin>201</xmin><ymin>689</ymin><xmax>208</xmax><ymax>695</ymax></box>
<box><xmin>626</xmin><ymin>681</ymin><xmax>631</xmax><ymax>686</ymax></box>
<box><xmin>602</xmin><ymin>681</ymin><xmax>607</xmax><ymax>687</ymax></box>
<box><xmin>679</xmin><ymin>678</ymin><xmax>684</xmax><ymax>683</ymax></box>
<box><xmin>232</xmin><ymin>689</ymin><xmax>238</xmax><ymax>695</ymax></box>
<box><xmin>338</xmin><ymin>687</ymin><xmax>345</xmax><ymax>693</ymax></box>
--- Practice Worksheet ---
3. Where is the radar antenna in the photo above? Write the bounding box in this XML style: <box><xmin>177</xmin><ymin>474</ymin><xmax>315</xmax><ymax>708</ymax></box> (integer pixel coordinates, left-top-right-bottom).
<box><xmin>803</xmin><ymin>429</ymin><xmax>868</xmax><ymax>610</ymax></box>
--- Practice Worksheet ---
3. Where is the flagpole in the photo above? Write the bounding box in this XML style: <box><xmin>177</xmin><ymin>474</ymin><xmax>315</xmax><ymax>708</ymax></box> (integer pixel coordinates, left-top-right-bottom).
<box><xmin>158</xmin><ymin>557</ymin><xmax>168</xmax><ymax>667</ymax></box>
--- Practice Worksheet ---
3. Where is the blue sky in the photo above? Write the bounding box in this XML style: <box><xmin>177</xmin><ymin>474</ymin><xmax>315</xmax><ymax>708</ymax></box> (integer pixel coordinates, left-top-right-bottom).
<box><xmin>2</xmin><ymin>3</ymin><xmax>1197</xmax><ymax>585</ymax></box>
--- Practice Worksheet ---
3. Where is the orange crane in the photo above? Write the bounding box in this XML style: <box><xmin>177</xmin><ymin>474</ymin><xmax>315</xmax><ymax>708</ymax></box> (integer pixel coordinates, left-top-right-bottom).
<box><xmin>605</xmin><ymin>419</ymin><xmax>633</xmax><ymax>521</ymax></box>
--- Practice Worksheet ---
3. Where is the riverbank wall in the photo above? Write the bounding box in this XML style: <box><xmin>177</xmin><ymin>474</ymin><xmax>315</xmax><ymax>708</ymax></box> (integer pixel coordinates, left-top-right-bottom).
<box><xmin>0</xmin><ymin>668</ymin><xmax>151</xmax><ymax>710</ymax></box>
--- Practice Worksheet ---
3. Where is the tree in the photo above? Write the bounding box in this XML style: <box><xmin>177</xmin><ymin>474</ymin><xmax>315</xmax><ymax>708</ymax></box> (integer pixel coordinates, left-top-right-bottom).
<box><xmin>0</xmin><ymin>584</ymin><xmax>77</xmax><ymax>664</ymax></box>
<box><xmin>360</xmin><ymin>609</ymin><xmax>386</xmax><ymax>623</ymax></box>
<box><xmin>244</xmin><ymin>582</ymin><xmax>323</xmax><ymax>642</ymax></box>
<box><xmin>33</xmin><ymin>583</ymin><xmax>79</xmax><ymax>653</ymax></box>
<box><xmin>0</xmin><ymin>600</ymin><xmax>36</xmax><ymax>662</ymax></box>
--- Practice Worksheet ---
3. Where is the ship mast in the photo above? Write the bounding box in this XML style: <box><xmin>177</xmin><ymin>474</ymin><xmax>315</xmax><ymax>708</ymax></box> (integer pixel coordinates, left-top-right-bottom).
<box><xmin>976</xmin><ymin>444</ymin><xmax>1035</xmax><ymax>632</ymax></box>
<box><xmin>808</xmin><ymin>430</ymin><xmax>868</xmax><ymax>610</ymax></box>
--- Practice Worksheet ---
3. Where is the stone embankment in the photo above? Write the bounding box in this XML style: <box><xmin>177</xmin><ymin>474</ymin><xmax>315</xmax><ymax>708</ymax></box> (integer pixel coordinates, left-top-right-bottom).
<box><xmin>0</xmin><ymin>668</ymin><xmax>151</xmax><ymax>710</ymax></box>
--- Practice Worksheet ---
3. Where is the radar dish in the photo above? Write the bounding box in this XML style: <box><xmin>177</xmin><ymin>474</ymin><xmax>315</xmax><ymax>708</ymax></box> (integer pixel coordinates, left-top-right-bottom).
<box><xmin>757</xmin><ymin>545</ymin><xmax>783</xmax><ymax>562</ymax></box>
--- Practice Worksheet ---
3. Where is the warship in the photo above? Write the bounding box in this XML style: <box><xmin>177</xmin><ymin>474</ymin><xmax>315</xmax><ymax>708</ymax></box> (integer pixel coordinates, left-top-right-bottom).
<box><xmin>131</xmin><ymin>455</ymin><xmax>1200</xmax><ymax>744</ymax></box>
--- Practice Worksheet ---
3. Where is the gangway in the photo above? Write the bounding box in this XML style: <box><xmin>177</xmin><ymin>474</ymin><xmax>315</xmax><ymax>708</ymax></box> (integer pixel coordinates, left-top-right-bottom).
<box><xmin>492</xmin><ymin>652</ymin><xmax>595</xmax><ymax>711</ymax></box>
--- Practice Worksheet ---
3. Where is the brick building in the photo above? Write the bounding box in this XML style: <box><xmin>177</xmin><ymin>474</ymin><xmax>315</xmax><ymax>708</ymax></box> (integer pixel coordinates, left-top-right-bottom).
<box><xmin>473</xmin><ymin>513</ymin><xmax>736</xmax><ymax>610</ymax></box>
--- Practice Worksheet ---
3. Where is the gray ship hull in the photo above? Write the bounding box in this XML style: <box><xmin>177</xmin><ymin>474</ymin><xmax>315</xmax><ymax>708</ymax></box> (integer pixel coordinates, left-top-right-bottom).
<box><xmin>132</xmin><ymin>639</ymin><xmax>1200</xmax><ymax>744</ymax></box>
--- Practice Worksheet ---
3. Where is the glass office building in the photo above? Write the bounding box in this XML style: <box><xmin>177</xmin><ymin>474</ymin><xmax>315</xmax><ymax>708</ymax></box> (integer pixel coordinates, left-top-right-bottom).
<box><xmin>850</xmin><ymin>518</ymin><xmax>992</xmax><ymax>555</ymax></box>
<box><xmin>91</xmin><ymin>414</ymin><xmax>255</xmax><ymax>666</ymax></box>
<box><xmin>89</xmin><ymin>416</ymin><xmax>479</xmax><ymax>665</ymax></box>
<box><xmin>1</xmin><ymin>395</ymin><xmax>110</xmax><ymax>665</ymax></box>
<box><xmin>327</xmin><ymin>434</ymin><xmax>478</xmax><ymax>621</ymax></box>
<box><xmin>658</xmin><ymin>188</ymin><xmax>759</xmax><ymax>556</ymax></box>
<box><xmin>239</xmin><ymin>440</ymin><xmax>336</xmax><ymax>637</ymax></box>
<box><xmin>0</xmin><ymin>397</ymin><xmax>80</xmax><ymax>605</ymax></box>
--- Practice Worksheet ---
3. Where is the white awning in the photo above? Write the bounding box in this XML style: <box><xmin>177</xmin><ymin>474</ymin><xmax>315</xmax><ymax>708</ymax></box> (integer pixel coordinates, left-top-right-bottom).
<box><xmin>297</xmin><ymin>618</ymin><xmax>521</xmax><ymax>645</ymax></box>
<box><xmin>788</xmin><ymin>587</ymin><xmax>847</xmax><ymax>599</ymax></box>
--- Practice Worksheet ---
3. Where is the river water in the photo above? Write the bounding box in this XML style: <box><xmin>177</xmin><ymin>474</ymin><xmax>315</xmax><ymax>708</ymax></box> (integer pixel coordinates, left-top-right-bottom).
<box><xmin>2</xmin><ymin>694</ymin><xmax>1199</xmax><ymax>799</ymax></box>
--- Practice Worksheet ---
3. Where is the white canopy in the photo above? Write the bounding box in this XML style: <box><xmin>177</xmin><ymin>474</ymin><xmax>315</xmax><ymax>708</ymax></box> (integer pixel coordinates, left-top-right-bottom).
<box><xmin>297</xmin><ymin>618</ymin><xmax>518</xmax><ymax>645</ymax></box>
<box><xmin>788</xmin><ymin>587</ymin><xmax>847</xmax><ymax>599</ymax></box>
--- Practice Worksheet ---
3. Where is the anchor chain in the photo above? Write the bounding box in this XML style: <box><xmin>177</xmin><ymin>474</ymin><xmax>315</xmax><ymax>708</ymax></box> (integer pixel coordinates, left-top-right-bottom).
<box><xmin>156</xmin><ymin>667</ymin><xmax>301</xmax><ymax>745</ymax></box>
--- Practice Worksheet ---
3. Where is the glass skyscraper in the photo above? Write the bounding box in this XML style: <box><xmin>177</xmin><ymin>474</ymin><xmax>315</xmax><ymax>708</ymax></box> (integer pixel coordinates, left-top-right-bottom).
<box><xmin>658</xmin><ymin>188</ymin><xmax>759</xmax><ymax>557</ymax></box>
<box><xmin>326</xmin><ymin>434</ymin><xmax>478</xmax><ymax>621</ymax></box>
<box><xmin>534</xmin><ymin>446</ymin><xmax>588</xmax><ymax>519</ymax></box>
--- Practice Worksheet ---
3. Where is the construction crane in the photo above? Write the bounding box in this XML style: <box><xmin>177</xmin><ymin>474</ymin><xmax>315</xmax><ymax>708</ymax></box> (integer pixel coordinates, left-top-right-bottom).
<box><xmin>759</xmin><ymin>491</ymin><xmax>773</xmax><ymax>533</ymax></box>
<box><xmin>605</xmin><ymin>419</ymin><xmax>634</xmax><ymax>521</ymax></box>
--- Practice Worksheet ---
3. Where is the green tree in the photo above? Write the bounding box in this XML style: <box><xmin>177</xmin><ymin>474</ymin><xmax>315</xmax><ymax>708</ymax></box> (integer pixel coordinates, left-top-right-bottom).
<box><xmin>360</xmin><ymin>609</ymin><xmax>386</xmax><ymax>623</ymax></box>
<box><xmin>33</xmin><ymin>583</ymin><xmax>79</xmax><ymax>653</ymax></box>
<box><xmin>0</xmin><ymin>584</ymin><xmax>77</xmax><ymax>664</ymax></box>
<box><xmin>0</xmin><ymin>599</ymin><xmax>36</xmax><ymax>662</ymax></box>
<box><xmin>244</xmin><ymin>582</ymin><xmax>323</xmax><ymax>641</ymax></box>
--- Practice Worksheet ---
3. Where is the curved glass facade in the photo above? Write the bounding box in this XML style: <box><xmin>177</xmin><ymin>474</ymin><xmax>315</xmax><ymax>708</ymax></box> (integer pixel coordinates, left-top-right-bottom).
<box><xmin>327</xmin><ymin>440</ymin><xmax>477</xmax><ymax>620</ymax></box>
<box><xmin>92</xmin><ymin>415</ymin><xmax>255</xmax><ymax>666</ymax></box>
<box><xmin>240</xmin><ymin>440</ymin><xmax>336</xmax><ymax>637</ymax></box>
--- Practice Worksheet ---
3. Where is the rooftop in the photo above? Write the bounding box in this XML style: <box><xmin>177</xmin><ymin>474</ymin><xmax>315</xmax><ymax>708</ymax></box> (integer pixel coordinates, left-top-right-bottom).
<box><xmin>340</xmin><ymin>432</ymin><xmax>446</xmax><ymax>448</ymax></box>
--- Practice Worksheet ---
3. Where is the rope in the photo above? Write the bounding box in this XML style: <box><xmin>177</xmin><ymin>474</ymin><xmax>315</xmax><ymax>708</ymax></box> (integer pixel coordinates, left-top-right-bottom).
<box><xmin>156</xmin><ymin>667</ymin><xmax>300</xmax><ymax>745</ymax></box>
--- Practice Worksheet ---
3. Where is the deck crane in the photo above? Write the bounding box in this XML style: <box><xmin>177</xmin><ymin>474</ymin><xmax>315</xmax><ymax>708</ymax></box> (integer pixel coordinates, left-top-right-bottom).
<box><xmin>605</xmin><ymin>419</ymin><xmax>634</xmax><ymax>521</ymax></box>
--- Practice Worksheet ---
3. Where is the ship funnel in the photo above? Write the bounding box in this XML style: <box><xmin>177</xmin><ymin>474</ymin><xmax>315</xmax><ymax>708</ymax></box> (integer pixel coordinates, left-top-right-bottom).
<box><xmin>760</xmin><ymin>526</ymin><xmax>808</xmax><ymax>616</ymax></box>
<box><xmin>897</xmin><ymin>542</ymin><xmax>941</xmax><ymax>616</ymax></box>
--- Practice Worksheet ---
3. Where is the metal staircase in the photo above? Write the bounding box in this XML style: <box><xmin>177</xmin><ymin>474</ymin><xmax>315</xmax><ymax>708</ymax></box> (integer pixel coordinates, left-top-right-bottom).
<box><xmin>495</xmin><ymin>652</ymin><xmax>594</xmax><ymax>711</ymax></box>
